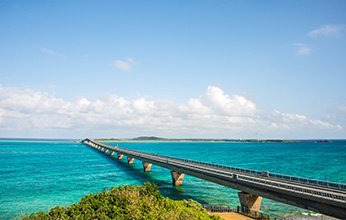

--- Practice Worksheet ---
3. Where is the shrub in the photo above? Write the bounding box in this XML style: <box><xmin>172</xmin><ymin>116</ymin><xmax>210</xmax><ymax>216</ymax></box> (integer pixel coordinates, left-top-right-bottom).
<box><xmin>22</xmin><ymin>182</ymin><xmax>220</xmax><ymax>220</ymax></box>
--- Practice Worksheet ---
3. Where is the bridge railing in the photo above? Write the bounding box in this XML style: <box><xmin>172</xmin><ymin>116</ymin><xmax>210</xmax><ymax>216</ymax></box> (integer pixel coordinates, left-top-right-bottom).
<box><xmin>165</xmin><ymin>157</ymin><xmax>346</xmax><ymax>202</ymax></box>
<box><xmin>110</xmin><ymin>149</ymin><xmax>346</xmax><ymax>203</ymax></box>
<box><xmin>267</xmin><ymin>173</ymin><xmax>346</xmax><ymax>190</ymax></box>
<box><xmin>84</xmin><ymin>140</ymin><xmax>346</xmax><ymax>202</ymax></box>
<box><xmin>84</xmin><ymin>139</ymin><xmax>346</xmax><ymax>192</ymax></box>
<box><xmin>239</xmin><ymin>175</ymin><xmax>346</xmax><ymax>202</ymax></box>
<box><xmin>154</xmin><ymin>155</ymin><xmax>346</xmax><ymax>192</ymax></box>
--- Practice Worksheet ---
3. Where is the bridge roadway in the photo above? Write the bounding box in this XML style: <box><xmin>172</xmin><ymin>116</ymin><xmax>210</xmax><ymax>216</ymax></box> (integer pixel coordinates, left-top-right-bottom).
<box><xmin>82</xmin><ymin>139</ymin><xmax>346</xmax><ymax>219</ymax></box>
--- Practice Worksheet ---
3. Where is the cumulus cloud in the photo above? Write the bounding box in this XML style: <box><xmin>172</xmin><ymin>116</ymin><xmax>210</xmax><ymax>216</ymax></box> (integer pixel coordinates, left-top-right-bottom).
<box><xmin>204</xmin><ymin>86</ymin><xmax>256</xmax><ymax>116</ymax></box>
<box><xmin>0</xmin><ymin>86</ymin><xmax>341</xmax><ymax>138</ymax></box>
<box><xmin>40</xmin><ymin>48</ymin><xmax>66</xmax><ymax>59</ymax></box>
<box><xmin>271</xmin><ymin>110</ymin><xmax>341</xmax><ymax>130</ymax></box>
<box><xmin>309</xmin><ymin>24</ymin><xmax>344</xmax><ymax>38</ymax></box>
<box><xmin>294</xmin><ymin>43</ymin><xmax>312</xmax><ymax>56</ymax></box>
<box><xmin>112</xmin><ymin>58</ymin><xmax>135</xmax><ymax>72</ymax></box>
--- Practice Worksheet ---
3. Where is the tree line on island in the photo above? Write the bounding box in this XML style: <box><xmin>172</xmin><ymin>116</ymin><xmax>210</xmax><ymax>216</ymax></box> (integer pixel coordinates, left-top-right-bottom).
<box><xmin>96</xmin><ymin>136</ymin><xmax>294</xmax><ymax>142</ymax></box>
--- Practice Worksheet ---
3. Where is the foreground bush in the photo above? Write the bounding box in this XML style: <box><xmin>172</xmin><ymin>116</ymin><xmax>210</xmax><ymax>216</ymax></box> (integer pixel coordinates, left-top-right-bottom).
<box><xmin>22</xmin><ymin>182</ymin><xmax>220</xmax><ymax>220</ymax></box>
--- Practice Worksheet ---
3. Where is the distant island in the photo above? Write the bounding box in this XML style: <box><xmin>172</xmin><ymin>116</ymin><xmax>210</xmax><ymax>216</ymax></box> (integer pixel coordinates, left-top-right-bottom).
<box><xmin>96</xmin><ymin>136</ymin><xmax>296</xmax><ymax>143</ymax></box>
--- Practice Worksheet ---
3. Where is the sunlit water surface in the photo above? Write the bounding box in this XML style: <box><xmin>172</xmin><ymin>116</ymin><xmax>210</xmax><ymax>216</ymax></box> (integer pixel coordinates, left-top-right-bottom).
<box><xmin>0</xmin><ymin>140</ymin><xmax>345</xmax><ymax>219</ymax></box>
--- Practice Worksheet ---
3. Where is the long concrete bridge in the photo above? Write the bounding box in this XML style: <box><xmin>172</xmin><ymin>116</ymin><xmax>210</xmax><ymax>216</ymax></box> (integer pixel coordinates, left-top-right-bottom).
<box><xmin>82</xmin><ymin>139</ymin><xmax>346</xmax><ymax>219</ymax></box>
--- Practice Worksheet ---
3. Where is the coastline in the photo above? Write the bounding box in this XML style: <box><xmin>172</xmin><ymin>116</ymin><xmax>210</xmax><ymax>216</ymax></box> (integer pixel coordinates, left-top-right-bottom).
<box><xmin>209</xmin><ymin>213</ymin><xmax>253</xmax><ymax>220</ymax></box>
<box><xmin>96</xmin><ymin>136</ymin><xmax>298</xmax><ymax>143</ymax></box>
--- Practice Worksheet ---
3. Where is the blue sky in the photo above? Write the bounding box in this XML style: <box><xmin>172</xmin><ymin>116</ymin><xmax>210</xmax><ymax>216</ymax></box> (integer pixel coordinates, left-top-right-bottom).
<box><xmin>0</xmin><ymin>0</ymin><xmax>346</xmax><ymax>139</ymax></box>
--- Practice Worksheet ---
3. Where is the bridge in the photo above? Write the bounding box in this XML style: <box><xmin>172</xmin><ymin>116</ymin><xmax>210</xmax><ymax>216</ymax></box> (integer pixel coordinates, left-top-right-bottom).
<box><xmin>82</xmin><ymin>139</ymin><xmax>346</xmax><ymax>219</ymax></box>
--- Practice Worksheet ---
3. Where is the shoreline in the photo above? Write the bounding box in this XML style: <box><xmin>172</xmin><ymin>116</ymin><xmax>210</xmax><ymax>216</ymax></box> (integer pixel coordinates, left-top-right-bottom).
<box><xmin>97</xmin><ymin>138</ymin><xmax>298</xmax><ymax>143</ymax></box>
<box><xmin>209</xmin><ymin>212</ymin><xmax>253</xmax><ymax>220</ymax></box>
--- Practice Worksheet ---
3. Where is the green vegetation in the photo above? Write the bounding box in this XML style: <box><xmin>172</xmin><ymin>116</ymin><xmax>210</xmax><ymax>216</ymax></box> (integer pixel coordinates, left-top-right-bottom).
<box><xmin>22</xmin><ymin>182</ymin><xmax>220</xmax><ymax>220</ymax></box>
<box><xmin>96</xmin><ymin>136</ymin><xmax>296</xmax><ymax>143</ymax></box>
<box><xmin>132</xmin><ymin>136</ymin><xmax>167</xmax><ymax>141</ymax></box>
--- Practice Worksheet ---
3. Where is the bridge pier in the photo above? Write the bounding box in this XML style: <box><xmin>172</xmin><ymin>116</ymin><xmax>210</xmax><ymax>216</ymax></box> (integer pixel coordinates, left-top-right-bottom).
<box><xmin>171</xmin><ymin>170</ymin><xmax>184</xmax><ymax>186</ymax></box>
<box><xmin>82</xmin><ymin>139</ymin><xmax>346</xmax><ymax>220</ymax></box>
<box><xmin>127</xmin><ymin>157</ymin><xmax>134</xmax><ymax>164</ymax></box>
<box><xmin>105</xmin><ymin>149</ymin><xmax>109</xmax><ymax>154</ymax></box>
<box><xmin>238</xmin><ymin>192</ymin><xmax>262</xmax><ymax>216</ymax></box>
<box><xmin>117</xmin><ymin>153</ymin><xmax>123</xmax><ymax>160</ymax></box>
<box><xmin>142</xmin><ymin>162</ymin><xmax>152</xmax><ymax>172</ymax></box>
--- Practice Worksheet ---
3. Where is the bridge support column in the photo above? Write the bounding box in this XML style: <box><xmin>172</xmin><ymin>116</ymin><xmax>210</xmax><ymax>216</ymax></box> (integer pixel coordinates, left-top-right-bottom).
<box><xmin>110</xmin><ymin>151</ymin><xmax>115</xmax><ymax>156</ymax></box>
<box><xmin>142</xmin><ymin>162</ymin><xmax>152</xmax><ymax>172</ymax></box>
<box><xmin>117</xmin><ymin>153</ymin><xmax>123</xmax><ymax>160</ymax></box>
<box><xmin>171</xmin><ymin>171</ymin><xmax>184</xmax><ymax>186</ymax></box>
<box><xmin>127</xmin><ymin>157</ymin><xmax>134</xmax><ymax>164</ymax></box>
<box><xmin>105</xmin><ymin>149</ymin><xmax>109</xmax><ymax>154</ymax></box>
<box><xmin>238</xmin><ymin>192</ymin><xmax>262</xmax><ymax>216</ymax></box>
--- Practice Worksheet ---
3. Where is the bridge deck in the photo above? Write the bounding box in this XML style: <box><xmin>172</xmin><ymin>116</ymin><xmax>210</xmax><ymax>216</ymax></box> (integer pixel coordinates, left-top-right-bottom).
<box><xmin>82</xmin><ymin>139</ymin><xmax>346</xmax><ymax>219</ymax></box>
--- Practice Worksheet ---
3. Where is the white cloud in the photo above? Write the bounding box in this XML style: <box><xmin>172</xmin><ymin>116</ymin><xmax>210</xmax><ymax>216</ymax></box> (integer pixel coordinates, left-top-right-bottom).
<box><xmin>112</xmin><ymin>58</ymin><xmax>135</xmax><ymax>72</ymax></box>
<box><xmin>0</xmin><ymin>86</ymin><xmax>342</xmax><ymax>138</ymax></box>
<box><xmin>40</xmin><ymin>48</ymin><xmax>66</xmax><ymax>59</ymax></box>
<box><xmin>271</xmin><ymin>110</ymin><xmax>341</xmax><ymax>130</ymax></box>
<box><xmin>273</xmin><ymin>110</ymin><xmax>307</xmax><ymax>123</ymax></box>
<box><xmin>203</xmin><ymin>86</ymin><xmax>256</xmax><ymax>116</ymax></box>
<box><xmin>309</xmin><ymin>24</ymin><xmax>344</xmax><ymax>38</ymax></box>
<box><xmin>294</xmin><ymin>43</ymin><xmax>312</xmax><ymax>56</ymax></box>
<box><xmin>132</xmin><ymin>98</ymin><xmax>155</xmax><ymax>114</ymax></box>
<box><xmin>182</xmin><ymin>98</ymin><xmax>212</xmax><ymax>115</ymax></box>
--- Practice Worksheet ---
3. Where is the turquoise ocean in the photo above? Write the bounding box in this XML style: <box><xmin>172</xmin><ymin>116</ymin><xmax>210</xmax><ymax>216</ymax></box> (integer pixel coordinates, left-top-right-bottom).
<box><xmin>0</xmin><ymin>140</ymin><xmax>345</xmax><ymax>219</ymax></box>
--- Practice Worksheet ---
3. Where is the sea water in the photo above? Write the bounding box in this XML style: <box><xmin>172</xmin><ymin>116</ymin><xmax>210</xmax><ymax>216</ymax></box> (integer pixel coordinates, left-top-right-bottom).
<box><xmin>0</xmin><ymin>140</ymin><xmax>345</xmax><ymax>219</ymax></box>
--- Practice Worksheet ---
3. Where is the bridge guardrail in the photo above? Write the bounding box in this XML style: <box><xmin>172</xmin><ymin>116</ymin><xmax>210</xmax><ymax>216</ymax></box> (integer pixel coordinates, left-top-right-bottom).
<box><xmin>124</xmin><ymin>150</ymin><xmax>346</xmax><ymax>201</ymax></box>
<box><xmin>156</xmin><ymin>154</ymin><xmax>346</xmax><ymax>191</ymax></box>
<box><xmin>84</xmin><ymin>139</ymin><xmax>346</xmax><ymax>193</ymax></box>
<box><xmin>167</xmin><ymin>157</ymin><xmax>346</xmax><ymax>202</ymax></box>
<box><xmin>239</xmin><ymin>175</ymin><xmax>346</xmax><ymax>202</ymax></box>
